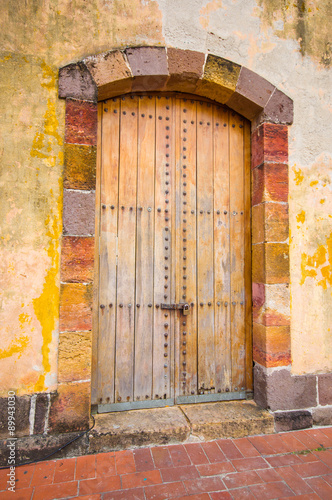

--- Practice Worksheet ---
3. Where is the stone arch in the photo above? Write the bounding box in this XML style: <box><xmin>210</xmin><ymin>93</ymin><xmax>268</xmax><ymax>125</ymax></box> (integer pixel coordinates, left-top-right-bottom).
<box><xmin>56</xmin><ymin>46</ymin><xmax>292</xmax><ymax>431</ymax></box>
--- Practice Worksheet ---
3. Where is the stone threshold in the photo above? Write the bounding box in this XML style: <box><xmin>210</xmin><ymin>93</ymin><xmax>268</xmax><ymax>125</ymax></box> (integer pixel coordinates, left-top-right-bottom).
<box><xmin>88</xmin><ymin>400</ymin><xmax>274</xmax><ymax>453</ymax></box>
<box><xmin>0</xmin><ymin>401</ymin><xmax>274</xmax><ymax>465</ymax></box>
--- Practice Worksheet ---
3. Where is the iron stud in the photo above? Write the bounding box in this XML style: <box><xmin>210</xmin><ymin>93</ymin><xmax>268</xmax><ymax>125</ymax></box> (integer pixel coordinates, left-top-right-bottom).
<box><xmin>100</xmin><ymin>304</ymin><xmax>105</xmax><ymax>309</ymax></box>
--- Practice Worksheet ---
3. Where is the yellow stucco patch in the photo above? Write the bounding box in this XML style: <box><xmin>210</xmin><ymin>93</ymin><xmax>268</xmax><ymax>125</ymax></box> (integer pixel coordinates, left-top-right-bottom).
<box><xmin>30</xmin><ymin>99</ymin><xmax>63</xmax><ymax>163</ymax></box>
<box><xmin>300</xmin><ymin>232</ymin><xmax>332</xmax><ymax>289</ymax></box>
<box><xmin>32</xmin><ymin>188</ymin><xmax>62</xmax><ymax>392</ymax></box>
<box><xmin>310</xmin><ymin>180</ymin><xmax>318</xmax><ymax>187</ymax></box>
<box><xmin>296</xmin><ymin>210</ymin><xmax>305</xmax><ymax>224</ymax></box>
<box><xmin>293</xmin><ymin>167</ymin><xmax>304</xmax><ymax>185</ymax></box>
<box><xmin>40</xmin><ymin>61</ymin><xmax>56</xmax><ymax>91</ymax></box>
<box><xmin>0</xmin><ymin>336</ymin><xmax>30</xmax><ymax>360</ymax></box>
<box><xmin>320</xmin><ymin>199</ymin><xmax>326</xmax><ymax>204</ymax></box>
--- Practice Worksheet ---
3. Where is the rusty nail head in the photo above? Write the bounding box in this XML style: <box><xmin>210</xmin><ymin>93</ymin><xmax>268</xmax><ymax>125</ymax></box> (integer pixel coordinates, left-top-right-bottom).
<box><xmin>100</xmin><ymin>304</ymin><xmax>105</xmax><ymax>309</ymax></box>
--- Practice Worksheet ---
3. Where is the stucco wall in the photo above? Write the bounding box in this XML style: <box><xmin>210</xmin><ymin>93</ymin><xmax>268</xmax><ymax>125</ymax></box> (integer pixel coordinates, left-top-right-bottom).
<box><xmin>0</xmin><ymin>0</ymin><xmax>331</xmax><ymax>396</ymax></box>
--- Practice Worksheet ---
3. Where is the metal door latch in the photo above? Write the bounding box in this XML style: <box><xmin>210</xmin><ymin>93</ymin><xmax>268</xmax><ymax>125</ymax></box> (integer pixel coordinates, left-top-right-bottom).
<box><xmin>160</xmin><ymin>303</ymin><xmax>190</xmax><ymax>315</ymax></box>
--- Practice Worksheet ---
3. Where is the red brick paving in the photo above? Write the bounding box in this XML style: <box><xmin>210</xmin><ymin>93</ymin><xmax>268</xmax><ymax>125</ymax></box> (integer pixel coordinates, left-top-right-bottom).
<box><xmin>1</xmin><ymin>427</ymin><xmax>332</xmax><ymax>499</ymax></box>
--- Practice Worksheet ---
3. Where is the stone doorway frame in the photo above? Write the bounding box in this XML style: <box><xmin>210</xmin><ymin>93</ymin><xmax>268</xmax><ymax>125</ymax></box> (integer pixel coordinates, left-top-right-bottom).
<box><xmin>56</xmin><ymin>47</ymin><xmax>292</xmax><ymax>432</ymax></box>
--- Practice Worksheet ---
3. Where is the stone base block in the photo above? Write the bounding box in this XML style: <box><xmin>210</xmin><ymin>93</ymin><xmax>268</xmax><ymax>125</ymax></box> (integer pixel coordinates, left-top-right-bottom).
<box><xmin>274</xmin><ymin>410</ymin><xmax>313</xmax><ymax>432</ymax></box>
<box><xmin>312</xmin><ymin>406</ymin><xmax>332</xmax><ymax>426</ymax></box>
<box><xmin>0</xmin><ymin>432</ymin><xmax>89</xmax><ymax>467</ymax></box>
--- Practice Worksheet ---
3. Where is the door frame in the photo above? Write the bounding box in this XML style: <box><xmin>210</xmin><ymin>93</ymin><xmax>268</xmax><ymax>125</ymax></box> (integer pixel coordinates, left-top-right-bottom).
<box><xmin>58</xmin><ymin>47</ymin><xmax>292</xmax><ymax>429</ymax></box>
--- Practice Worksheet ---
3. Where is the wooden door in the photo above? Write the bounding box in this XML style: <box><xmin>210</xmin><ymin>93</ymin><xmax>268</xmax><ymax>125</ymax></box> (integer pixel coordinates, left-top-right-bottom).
<box><xmin>92</xmin><ymin>94</ymin><xmax>251</xmax><ymax>412</ymax></box>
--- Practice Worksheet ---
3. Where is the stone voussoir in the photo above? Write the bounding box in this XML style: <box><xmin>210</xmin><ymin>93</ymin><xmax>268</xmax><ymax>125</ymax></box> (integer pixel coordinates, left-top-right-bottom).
<box><xmin>59</xmin><ymin>62</ymin><xmax>97</xmax><ymax>102</ymax></box>
<box><xmin>226</xmin><ymin>66</ymin><xmax>275</xmax><ymax>121</ymax></box>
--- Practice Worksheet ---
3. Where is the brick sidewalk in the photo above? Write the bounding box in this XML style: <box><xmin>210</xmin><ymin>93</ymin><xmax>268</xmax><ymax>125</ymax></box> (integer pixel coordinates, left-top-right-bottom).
<box><xmin>1</xmin><ymin>427</ymin><xmax>332</xmax><ymax>499</ymax></box>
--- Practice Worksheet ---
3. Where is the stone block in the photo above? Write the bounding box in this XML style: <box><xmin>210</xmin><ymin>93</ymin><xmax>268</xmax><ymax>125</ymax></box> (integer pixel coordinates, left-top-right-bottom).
<box><xmin>166</xmin><ymin>48</ymin><xmax>205</xmax><ymax>92</ymax></box>
<box><xmin>265</xmin><ymin>203</ymin><xmax>289</xmax><ymax>242</ymax></box>
<box><xmin>253</xmin><ymin>363</ymin><xmax>268</xmax><ymax>408</ymax></box>
<box><xmin>226</xmin><ymin>67</ymin><xmax>275</xmax><ymax>120</ymax></box>
<box><xmin>89</xmin><ymin>406</ymin><xmax>190</xmax><ymax>453</ymax></box>
<box><xmin>252</xmin><ymin>204</ymin><xmax>265</xmax><ymax>244</ymax></box>
<box><xmin>84</xmin><ymin>50</ymin><xmax>133</xmax><ymax>101</ymax></box>
<box><xmin>126</xmin><ymin>46</ymin><xmax>169</xmax><ymax>92</ymax></box>
<box><xmin>318</xmin><ymin>373</ymin><xmax>332</xmax><ymax>405</ymax></box>
<box><xmin>0</xmin><ymin>432</ymin><xmax>89</xmax><ymax>466</ymax></box>
<box><xmin>266</xmin><ymin>243</ymin><xmax>290</xmax><ymax>284</ymax></box>
<box><xmin>58</xmin><ymin>63</ymin><xmax>97</xmax><ymax>102</ymax></box>
<box><xmin>63</xmin><ymin>189</ymin><xmax>95</xmax><ymax>236</ymax></box>
<box><xmin>64</xmin><ymin>144</ymin><xmax>96</xmax><ymax>190</ymax></box>
<box><xmin>34</xmin><ymin>393</ymin><xmax>50</xmax><ymax>435</ymax></box>
<box><xmin>252</xmin><ymin>123</ymin><xmax>288</xmax><ymax>168</ymax></box>
<box><xmin>253</xmin><ymin>283</ymin><xmax>290</xmax><ymax>327</ymax></box>
<box><xmin>253</xmin><ymin>323</ymin><xmax>291</xmax><ymax>367</ymax></box>
<box><xmin>126</xmin><ymin>46</ymin><xmax>168</xmax><ymax>76</ymax></box>
<box><xmin>65</xmin><ymin>99</ymin><xmax>97</xmax><ymax>146</ymax></box>
<box><xmin>48</xmin><ymin>382</ymin><xmax>90</xmax><ymax>434</ymax></box>
<box><xmin>58</xmin><ymin>331</ymin><xmax>92</xmax><ymax>383</ymax></box>
<box><xmin>196</xmin><ymin>55</ymin><xmax>241</xmax><ymax>103</ymax></box>
<box><xmin>253</xmin><ymin>243</ymin><xmax>289</xmax><ymax>284</ymax></box>
<box><xmin>252</xmin><ymin>203</ymin><xmax>288</xmax><ymax>244</ymax></box>
<box><xmin>252</xmin><ymin>244</ymin><xmax>265</xmax><ymax>283</ymax></box>
<box><xmin>61</xmin><ymin>236</ymin><xmax>94</xmax><ymax>283</ymax></box>
<box><xmin>167</xmin><ymin>48</ymin><xmax>205</xmax><ymax>78</ymax></box>
<box><xmin>312</xmin><ymin>406</ymin><xmax>332</xmax><ymax>426</ymax></box>
<box><xmin>252</xmin><ymin>163</ymin><xmax>289</xmax><ymax>205</ymax></box>
<box><xmin>59</xmin><ymin>283</ymin><xmax>93</xmax><ymax>332</ymax></box>
<box><xmin>0</xmin><ymin>395</ymin><xmax>31</xmax><ymax>439</ymax></box>
<box><xmin>274</xmin><ymin>410</ymin><xmax>313</xmax><ymax>432</ymax></box>
<box><xmin>263</xmin><ymin>366</ymin><xmax>316</xmax><ymax>411</ymax></box>
<box><xmin>180</xmin><ymin>400</ymin><xmax>274</xmax><ymax>440</ymax></box>
<box><xmin>257</xmin><ymin>88</ymin><xmax>294</xmax><ymax>126</ymax></box>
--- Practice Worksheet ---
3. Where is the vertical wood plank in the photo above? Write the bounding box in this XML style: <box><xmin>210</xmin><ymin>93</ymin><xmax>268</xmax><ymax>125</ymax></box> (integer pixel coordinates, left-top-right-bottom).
<box><xmin>153</xmin><ymin>96</ymin><xmax>173</xmax><ymax>400</ymax></box>
<box><xmin>244</xmin><ymin>120</ymin><xmax>252</xmax><ymax>391</ymax></box>
<box><xmin>213</xmin><ymin>106</ymin><xmax>231</xmax><ymax>393</ymax></box>
<box><xmin>175</xmin><ymin>97</ymin><xmax>198</xmax><ymax>397</ymax></box>
<box><xmin>229</xmin><ymin>113</ymin><xmax>246</xmax><ymax>392</ymax></box>
<box><xmin>196</xmin><ymin>101</ymin><xmax>215</xmax><ymax>392</ymax></box>
<box><xmin>91</xmin><ymin>102</ymin><xmax>103</xmax><ymax>405</ymax></box>
<box><xmin>134</xmin><ymin>96</ymin><xmax>155</xmax><ymax>401</ymax></box>
<box><xmin>115</xmin><ymin>96</ymin><xmax>138</xmax><ymax>403</ymax></box>
<box><xmin>97</xmin><ymin>99</ymin><xmax>120</xmax><ymax>404</ymax></box>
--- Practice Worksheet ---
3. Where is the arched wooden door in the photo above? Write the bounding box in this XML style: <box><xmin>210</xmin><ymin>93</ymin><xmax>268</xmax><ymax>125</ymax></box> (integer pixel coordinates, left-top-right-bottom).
<box><xmin>92</xmin><ymin>94</ymin><xmax>251</xmax><ymax>412</ymax></box>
